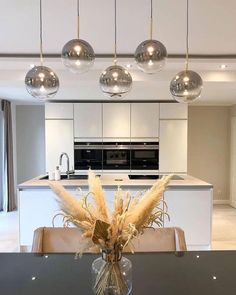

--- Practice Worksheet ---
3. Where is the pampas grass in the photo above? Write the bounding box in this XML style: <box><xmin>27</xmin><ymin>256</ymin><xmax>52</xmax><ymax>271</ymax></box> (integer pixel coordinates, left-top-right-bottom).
<box><xmin>49</xmin><ymin>170</ymin><xmax>171</xmax><ymax>295</ymax></box>
<box><xmin>49</xmin><ymin>170</ymin><xmax>171</xmax><ymax>251</ymax></box>
<box><xmin>88</xmin><ymin>170</ymin><xmax>109</xmax><ymax>223</ymax></box>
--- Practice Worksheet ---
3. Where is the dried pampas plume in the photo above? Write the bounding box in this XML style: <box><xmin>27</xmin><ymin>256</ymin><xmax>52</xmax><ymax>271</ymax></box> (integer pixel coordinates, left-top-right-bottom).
<box><xmin>50</xmin><ymin>171</ymin><xmax>171</xmax><ymax>295</ymax></box>
<box><xmin>88</xmin><ymin>170</ymin><xmax>109</xmax><ymax>223</ymax></box>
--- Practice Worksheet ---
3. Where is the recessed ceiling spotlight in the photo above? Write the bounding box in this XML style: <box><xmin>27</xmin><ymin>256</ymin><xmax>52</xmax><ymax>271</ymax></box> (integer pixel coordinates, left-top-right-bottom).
<box><xmin>220</xmin><ymin>64</ymin><xmax>227</xmax><ymax>69</ymax></box>
<box><xmin>30</xmin><ymin>64</ymin><xmax>35</xmax><ymax>68</ymax></box>
<box><xmin>126</xmin><ymin>64</ymin><xmax>132</xmax><ymax>68</ymax></box>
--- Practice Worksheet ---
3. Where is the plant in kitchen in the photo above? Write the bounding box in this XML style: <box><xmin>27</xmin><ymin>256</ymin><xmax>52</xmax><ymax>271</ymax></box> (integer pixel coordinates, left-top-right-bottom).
<box><xmin>49</xmin><ymin>170</ymin><xmax>171</xmax><ymax>295</ymax></box>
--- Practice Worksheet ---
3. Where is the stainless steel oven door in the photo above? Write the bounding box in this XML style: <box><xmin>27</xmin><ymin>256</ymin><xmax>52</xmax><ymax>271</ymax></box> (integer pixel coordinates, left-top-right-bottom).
<box><xmin>131</xmin><ymin>143</ymin><xmax>159</xmax><ymax>170</ymax></box>
<box><xmin>103</xmin><ymin>143</ymin><xmax>130</xmax><ymax>170</ymax></box>
<box><xmin>74</xmin><ymin>143</ymin><xmax>103</xmax><ymax>170</ymax></box>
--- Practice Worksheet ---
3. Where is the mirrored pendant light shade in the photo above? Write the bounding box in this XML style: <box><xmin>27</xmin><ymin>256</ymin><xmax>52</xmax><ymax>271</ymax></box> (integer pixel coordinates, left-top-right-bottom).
<box><xmin>61</xmin><ymin>0</ymin><xmax>95</xmax><ymax>73</ymax></box>
<box><xmin>135</xmin><ymin>39</ymin><xmax>167</xmax><ymax>74</ymax></box>
<box><xmin>25</xmin><ymin>0</ymin><xmax>59</xmax><ymax>100</ymax></box>
<box><xmin>170</xmin><ymin>70</ymin><xmax>203</xmax><ymax>103</ymax></box>
<box><xmin>62</xmin><ymin>39</ymin><xmax>95</xmax><ymax>73</ymax></box>
<box><xmin>100</xmin><ymin>65</ymin><xmax>132</xmax><ymax>98</ymax></box>
<box><xmin>170</xmin><ymin>0</ymin><xmax>203</xmax><ymax>103</ymax></box>
<box><xmin>99</xmin><ymin>0</ymin><xmax>132</xmax><ymax>98</ymax></box>
<box><xmin>25</xmin><ymin>66</ymin><xmax>59</xmax><ymax>100</ymax></box>
<box><xmin>134</xmin><ymin>0</ymin><xmax>167</xmax><ymax>74</ymax></box>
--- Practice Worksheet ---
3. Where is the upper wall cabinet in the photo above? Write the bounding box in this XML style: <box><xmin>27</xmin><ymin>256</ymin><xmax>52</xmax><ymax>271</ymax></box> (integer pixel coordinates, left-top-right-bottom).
<box><xmin>45</xmin><ymin>103</ymin><xmax>73</xmax><ymax>119</ymax></box>
<box><xmin>103</xmin><ymin>103</ymin><xmax>130</xmax><ymax>138</ymax></box>
<box><xmin>160</xmin><ymin>103</ymin><xmax>188</xmax><ymax>119</ymax></box>
<box><xmin>131</xmin><ymin>103</ymin><xmax>159</xmax><ymax>138</ymax></box>
<box><xmin>45</xmin><ymin>120</ymin><xmax>74</xmax><ymax>172</ymax></box>
<box><xmin>74</xmin><ymin>103</ymin><xmax>102</xmax><ymax>138</ymax></box>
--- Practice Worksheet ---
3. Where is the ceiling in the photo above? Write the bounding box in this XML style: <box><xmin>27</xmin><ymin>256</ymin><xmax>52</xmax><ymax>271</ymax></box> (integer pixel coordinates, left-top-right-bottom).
<box><xmin>1</xmin><ymin>0</ymin><xmax>236</xmax><ymax>105</ymax></box>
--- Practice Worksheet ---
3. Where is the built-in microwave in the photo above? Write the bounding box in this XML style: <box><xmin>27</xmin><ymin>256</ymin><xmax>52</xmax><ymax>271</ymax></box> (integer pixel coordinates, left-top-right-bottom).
<box><xmin>74</xmin><ymin>142</ymin><xmax>103</xmax><ymax>170</ymax></box>
<box><xmin>103</xmin><ymin>142</ymin><xmax>130</xmax><ymax>170</ymax></box>
<box><xmin>130</xmin><ymin>142</ymin><xmax>159</xmax><ymax>170</ymax></box>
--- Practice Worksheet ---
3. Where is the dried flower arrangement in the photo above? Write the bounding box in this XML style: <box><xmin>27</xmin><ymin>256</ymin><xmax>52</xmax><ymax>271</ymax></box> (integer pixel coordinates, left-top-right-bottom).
<box><xmin>49</xmin><ymin>170</ymin><xmax>171</xmax><ymax>295</ymax></box>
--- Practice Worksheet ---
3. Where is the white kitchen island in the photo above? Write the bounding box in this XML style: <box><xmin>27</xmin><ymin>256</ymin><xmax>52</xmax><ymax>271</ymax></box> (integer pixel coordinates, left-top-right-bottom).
<box><xmin>18</xmin><ymin>174</ymin><xmax>213</xmax><ymax>251</ymax></box>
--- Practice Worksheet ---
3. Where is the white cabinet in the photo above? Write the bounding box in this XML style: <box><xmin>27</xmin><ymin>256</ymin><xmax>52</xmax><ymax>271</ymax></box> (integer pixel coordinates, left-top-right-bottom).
<box><xmin>131</xmin><ymin>103</ymin><xmax>159</xmax><ymax>138</ymax></box>
<box><xmin>45</xmin><ymin>120</ymin><xmax>74</xmax><ymax>172</ymax></box>
<box><xmin>159</xmin><ymin>120</ymin><xmax>187</xmax><ymax>173</ymax></box>
<box><xmin>164</xmin><ymin>188</ymin><xmax>212</xmax><ymax>250</ymax></box>
<box><xmin>45</xmin><ymin>103</ymin><xmax>73</xmax><ymax>119</ymax></box>
<box><xmin>160</xmin><ymin>103</ymin><xmax>188</xmax><ymax>119</ymax></box>
<box><xmin>103</xmin><ymin>103</ymin><xmax>130</xmax><ymax>139</ymax></box>
<box><xmin>74</xmin><ymin>103</ymin><xmax>102</xmax><ymax>138</ymax></box>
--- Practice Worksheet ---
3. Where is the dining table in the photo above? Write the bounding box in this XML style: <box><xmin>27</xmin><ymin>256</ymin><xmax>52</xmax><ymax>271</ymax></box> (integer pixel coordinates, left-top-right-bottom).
<box><xmin>0</xmin><ymin>251</ymin><xmax>236</xmax><ymax>295</ymax></box>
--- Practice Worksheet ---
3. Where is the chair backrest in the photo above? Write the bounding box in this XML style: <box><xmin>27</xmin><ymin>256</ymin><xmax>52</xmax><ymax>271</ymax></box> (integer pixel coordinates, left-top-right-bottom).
<box><xmin>32</xmin><ymin>227</ymin><xmax>187</xmax><ymax>253</ymax></box>
<box><xmin>129</xmin><ymin>227</ymin><xmax>187</xmax><ymax>252</ymax></box>
<box><xmin>32</xmin><ymin>227</ymin><xmax>88</xmax><ymax>253</ymax></box>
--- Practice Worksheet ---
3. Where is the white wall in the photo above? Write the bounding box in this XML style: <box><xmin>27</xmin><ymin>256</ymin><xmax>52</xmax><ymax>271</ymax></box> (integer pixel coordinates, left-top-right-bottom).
<box><xmin>188</xmin><ymin>106</ymin><xmax>230</xmax><ymax>201</ymax></box>
<box><xmin>16</xmin><ymin>105</ymin><xmax>45</xmax><ymax>184</ymax></box>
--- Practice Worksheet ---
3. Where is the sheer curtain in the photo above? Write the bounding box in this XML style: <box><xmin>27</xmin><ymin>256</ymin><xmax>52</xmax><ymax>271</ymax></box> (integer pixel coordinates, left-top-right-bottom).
<box><xmin>0</xmin><ymin>105</ymin><xmax>3</xmax><ymax>211</ymax></box>
<box><xmin>1</xmin><ymin>100</ymin><xmax>15</xmax><ymax>212</ymax></box>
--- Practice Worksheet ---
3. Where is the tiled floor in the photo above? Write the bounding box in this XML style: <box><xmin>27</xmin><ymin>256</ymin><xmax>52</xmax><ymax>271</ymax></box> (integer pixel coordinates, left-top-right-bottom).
<box><xmin>212</xmin><ymin>205</ymin><xmax>236</xmax><ymax>250</ymax></box>
<box><xmin>0</xmin><ymin>211</ymin><xmax>19</xmax><ymax>252</ymax></box>
<box><xmin>0</xmin><ymin>205</ymin><xmax>236</xmax><ymax>252</ymax></box>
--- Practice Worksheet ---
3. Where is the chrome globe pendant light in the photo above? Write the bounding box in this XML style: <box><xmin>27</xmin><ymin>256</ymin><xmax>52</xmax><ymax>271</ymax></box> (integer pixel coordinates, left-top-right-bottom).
<box><xmin>134</xmin><ymin>0</ymin><xmax>167</xmax><ymax>74</ymax></box>
<box><xmin>170</xmin><ymin>0</ymin><xmax>203</xmax><ymax>103</ymax></box>
<box><xmin>99</xmin><ymin>0</ymin><xmax>132</xmax><ymax>98</ymax></box>
<box><xmin>25</xmin><ymin>0</ymin><xmax>59</xmax><ymax>100</ymax></box>
<box><xmin>62</xmin><ymin>0</ymin><xmax>95</xmax><ymax>73</ymax></box>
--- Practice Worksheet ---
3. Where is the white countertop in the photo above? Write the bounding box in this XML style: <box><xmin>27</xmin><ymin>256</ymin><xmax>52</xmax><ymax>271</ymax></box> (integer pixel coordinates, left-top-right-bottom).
<box><xmin>18</xmin><ymin>173</ymin><xmax>213</xmax><ymax>190</ymax></box>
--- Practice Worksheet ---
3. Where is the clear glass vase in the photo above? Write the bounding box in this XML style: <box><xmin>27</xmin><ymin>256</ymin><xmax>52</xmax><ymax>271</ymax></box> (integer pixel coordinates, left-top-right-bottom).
<box><xmin>91</xmin><ymin>249</ymin><xmax>132</xmax><ymax>295</ymax></box>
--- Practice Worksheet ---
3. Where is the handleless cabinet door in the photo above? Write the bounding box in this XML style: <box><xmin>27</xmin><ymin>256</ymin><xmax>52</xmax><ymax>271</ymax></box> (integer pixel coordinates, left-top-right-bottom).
<box><xmin>45</xmin><ymin>120</ymin><xmax>74</xmax><ymax>172</ymax></box>
<box><xmin>159</xmin><ymin>120</ymin><xmax>187</xmax><ymax>173</ymax></box>
<box><xmin>45</xmin><ymin>103</ymin><xmax>73</xmax><ymax>119</ymax></box>
<box><xmin>131</xmin><ymin>103</ymin><xmax>159</xmax><ymax>138</ymax></box>
<box><xmin>103</xmin><ymin>103</ymin><xmax>130</xmax><ymax>138</ymax></box>
<box><xmin>74</xmin><ymin>103</ymin><xmax>102</xmax><ymax>138</ymax></box>
<box><xmin>160</xmin><ymin>103</ymin><xmax>188</xmax><ymax>119</ymax></box>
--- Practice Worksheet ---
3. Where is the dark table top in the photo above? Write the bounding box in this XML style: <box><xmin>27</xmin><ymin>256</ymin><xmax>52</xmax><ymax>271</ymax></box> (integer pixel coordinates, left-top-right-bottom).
<box><xmin>0</xmin><ymin>251</ymin><xmax>236</xmax><ymax>295</ymax></box>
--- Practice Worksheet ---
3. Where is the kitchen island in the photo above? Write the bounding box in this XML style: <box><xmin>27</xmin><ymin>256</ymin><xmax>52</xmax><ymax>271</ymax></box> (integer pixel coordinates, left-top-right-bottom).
<box><xmin>18</xmin><ymin>174</ymin><xmax>213</xmax><ymax>251</ymax></box>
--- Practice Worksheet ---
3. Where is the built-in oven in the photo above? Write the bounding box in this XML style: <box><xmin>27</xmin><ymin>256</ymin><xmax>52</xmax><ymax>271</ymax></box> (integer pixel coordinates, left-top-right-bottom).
<box><xmin>103</xmin><ymin>142</ymin><xmax>131</xmax><ymax>170</ymax></box>
<box><xmin>131</xmin><ymin>142</ymin><xmax>159</xmax><ymax>170</ymax></box>
<box><xmin>74</xmin><ymin>142</ymin><xmax>103</xmax><ymax>170</ymax></box>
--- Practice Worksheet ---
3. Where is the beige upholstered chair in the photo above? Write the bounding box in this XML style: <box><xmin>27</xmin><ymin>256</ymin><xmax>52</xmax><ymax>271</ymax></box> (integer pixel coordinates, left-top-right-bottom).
<box><xmin>32</xmin><ymin>227</ymin><xmax>89</xmax><ymax>253</ymax></box>
<box><xmin>32</xmin><ymin>227</ymin><xmax>187</xmax><ymax>253</ymax></box>
<box><xmin>129</xmin><ymin>227</ymin><xmax>187</xmax><ymax>252</ymax></box>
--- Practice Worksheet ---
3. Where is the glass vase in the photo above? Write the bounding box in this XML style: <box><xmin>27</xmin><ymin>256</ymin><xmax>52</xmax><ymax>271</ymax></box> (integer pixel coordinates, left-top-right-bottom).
<box><xmin>91</xmin><ymin>249</ymin><xmax>132</xmax><ymax>295</ymax></box>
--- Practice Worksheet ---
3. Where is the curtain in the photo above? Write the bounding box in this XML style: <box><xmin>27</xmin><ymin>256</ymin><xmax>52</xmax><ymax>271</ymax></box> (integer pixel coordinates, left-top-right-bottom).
<box><xmin>0</xmin><ymin>108</ymin><xmax>3</xmax><ymax>211</ymax></box>
<box><xmin>1</xmin><ymin>100</ymin><xmax>15</xmax><ymax>212</ymax></box>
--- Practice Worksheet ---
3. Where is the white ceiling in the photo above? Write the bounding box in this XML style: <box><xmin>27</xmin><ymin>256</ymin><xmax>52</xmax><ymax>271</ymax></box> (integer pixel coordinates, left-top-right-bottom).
<box><xmin>1</xmin><ymin>0</ymin><xmax>236</xmax><ymax>105</ymax></box>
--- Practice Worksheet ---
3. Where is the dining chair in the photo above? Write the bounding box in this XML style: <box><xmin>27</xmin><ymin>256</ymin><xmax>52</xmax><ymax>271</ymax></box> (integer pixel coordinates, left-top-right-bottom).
<box><xmin>32</xmin><ymin>226</ymin><xmax>187</xmax><ymax>253</ymax></box>
<box><xmin>31</xmin><ymin>227</ymin><xmax>98</xmax><ymax>253</ymax></box>
<box><xmin>129</xmin><ymin>227</ymin><xmax>187</xmax><ymax>252</ymax></box>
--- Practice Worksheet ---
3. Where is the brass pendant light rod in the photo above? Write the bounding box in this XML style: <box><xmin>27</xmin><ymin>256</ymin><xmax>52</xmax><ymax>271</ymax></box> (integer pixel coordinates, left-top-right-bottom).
<box><xmin>77</xmin><ymin>0</ymin><xmax>80</xmax><ymax>39</ymax></box>
<box><xmin>185</xmin><ymin>0</ymin><xmax>189</xmax><ymax>71</ymax></box>
<box><xmin>39</xmin><ymin>0</ymin><xmax>43</xmax><ymax>66</ymax></box>
<box><xmin>150</xmin><ymin>0</ymin><xmax>153</xmax><ymax>40</ymax></box>
<box><xmin>114</xmin><ymin>0</ymin><xmax>117</xmax><ymax>64</ymax></box>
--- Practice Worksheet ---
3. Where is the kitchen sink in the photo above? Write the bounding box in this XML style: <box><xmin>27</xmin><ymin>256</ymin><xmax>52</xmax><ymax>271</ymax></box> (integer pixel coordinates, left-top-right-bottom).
<box><xmin>40</xmin><ymin>174</ymin><xmax>100</xmax><ymax>180</ymax></box>
<box><xmin>128</xmin><ymin>175</ymin><xmax>184</xmax><ymax>180</ymax></box>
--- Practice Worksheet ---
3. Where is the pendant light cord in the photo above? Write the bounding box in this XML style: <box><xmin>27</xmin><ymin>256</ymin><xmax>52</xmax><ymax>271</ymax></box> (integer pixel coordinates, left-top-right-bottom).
<box><xmin>39</xmin><ymin>0</ymin><xmax>43</xmax><ymax>66</ymax></box>
<box><xmin>150</xmin><ymin>0</ymin><xmax>153</xmax><ymax>40</ymax></box>
<box><xmin>185</xmin><ymin>0</ymin><xmax>189</xmax><ymax>71</ymax></box>
<box><xmin>114</xmin><ymin>0</ymin><xmax>117</xmax><ymax>64</ymax></box>
<box><xmin>77</xmin><ymin>0</ymin><xmax>80</xmax><ymax>39</ymax></box>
